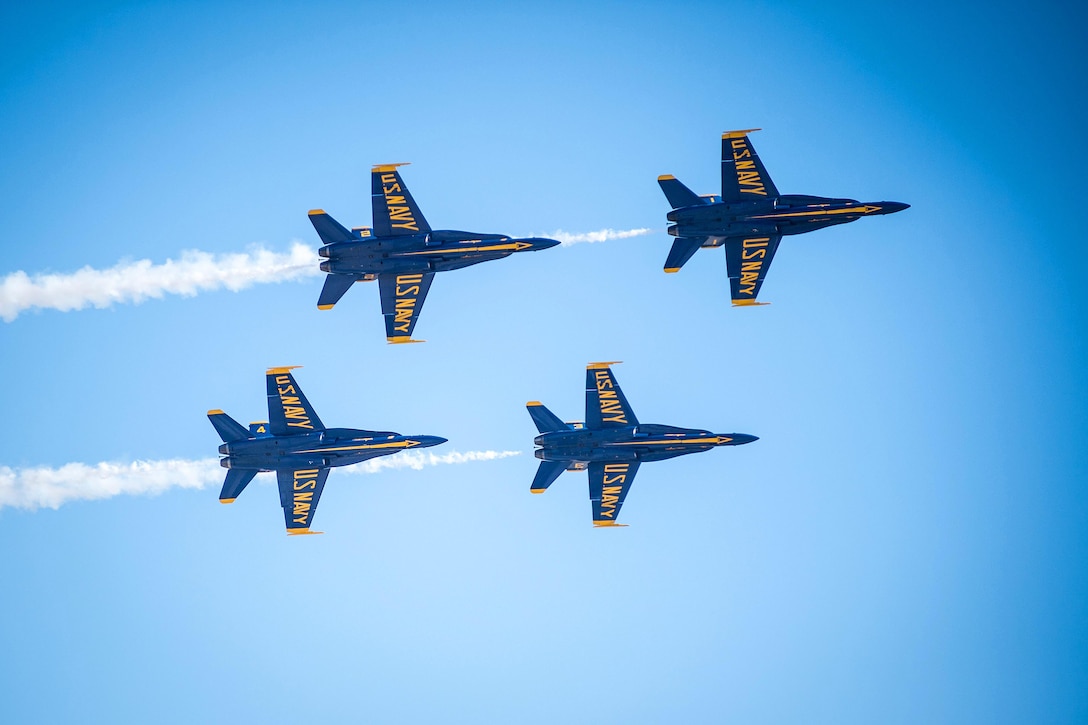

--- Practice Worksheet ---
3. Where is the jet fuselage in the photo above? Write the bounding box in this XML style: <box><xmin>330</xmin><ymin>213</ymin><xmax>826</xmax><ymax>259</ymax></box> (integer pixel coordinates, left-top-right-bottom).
<box><xmin>218</xmin><ymin>428</ymin><xmax>447</xmax><ymax>471</ymax></box>
<box><xmin>667</xmin><ymin>195</ymin><xmax>910</xmax><ymax>240</ymax></box>
<box><xmin>319</xmin><ymin>230</ymin><xmax>559</xmax><ymax>276</ymax></box>
<box><xmin>534</xmin><ymin>423</ymin><xmax>758</xmax><ymax>464</ymax></box>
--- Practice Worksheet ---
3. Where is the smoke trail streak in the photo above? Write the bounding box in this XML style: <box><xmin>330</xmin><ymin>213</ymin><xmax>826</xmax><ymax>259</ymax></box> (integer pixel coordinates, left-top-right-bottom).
<box><xmin>0</xmin><ymin>243</ymin><xmax>320</xmax><ymax>322</ymax></box>
<box><xmin>544</xmin><ymin>227</ymin><xmax>655</xmax><ymax>246</ymax></box>
<box><xmin>0</xmin><ymin>227</ymin><xmax>655</xmax><ymax>322</ymax></box>
<box><xmin>0</xmin><ymin>450</ymin><xmax>521</xmax><ymax>511</ymax></box>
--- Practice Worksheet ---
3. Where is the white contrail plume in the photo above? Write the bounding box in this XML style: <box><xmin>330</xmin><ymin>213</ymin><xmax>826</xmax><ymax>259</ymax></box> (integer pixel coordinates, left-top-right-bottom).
<box><xmin>340</xmin><ymin>449</ymin><xmax>522</xmax><ymax>474</ymax></box>
<box><xmin>0</xmin><ymin>242</ymin><xmax>320</xmax><ymax>322</ymax></box>
<box><xmin>0</xmin><ymin>227</ymin><xmax>657</xmax><ymax>322</ymax></box>
<box><xmin>0</xmin><ymin>450</ymin><xmax>521</xmax><ymax>511</ymax></box>
<box><xmin>543</xmin><ymin>227</ymin><xmax>655</xmax><ymax>246</ymax></box>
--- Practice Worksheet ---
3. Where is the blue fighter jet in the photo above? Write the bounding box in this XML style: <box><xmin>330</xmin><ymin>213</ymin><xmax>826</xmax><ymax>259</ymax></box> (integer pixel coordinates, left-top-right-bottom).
<box><xmin>527</xmin><ymin>362</ymin><xmax>757</xmax><ymax>527</ymax></box>
<box><xmin>309</xmin><ymin>164</ymin><xmax>561</xmax><ymax>343</ymax></box>
<box><xmin>208</xmin><ymin>366</ymin><xmax>446</xmax><ymax>535</ymax></box>
<box><xmin>658</xmin><ymin>129</ymin><xmax>909</xmax><ymax>305</ymax></box>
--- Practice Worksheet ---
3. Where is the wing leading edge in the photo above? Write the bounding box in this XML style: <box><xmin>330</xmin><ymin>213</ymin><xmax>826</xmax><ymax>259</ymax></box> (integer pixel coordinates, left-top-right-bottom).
<box><xmin>378</xmin><ymin>272</ymin><xmax>435</xmax><ymax>343</ymax></box>
<box><xmin>585</xmin><ymin>362</ymin><xmax>639</xmax><ymax>430</ymax></box>
<box><xmin>277</xmin><ymin>467</ymin><xmax>331</xmax><ymax>535</ymax></box>
<box><xmin>371</xmin><ymin>164</ymin><xmax>431</xmax><ymax>237</ymax></box>
<box><xmin>589</xmin><ymin>461</ymin><xmax>639</xmax><ymax>526</ymax></box>
<box><xmin>724</xmin><ymin>235</ymin><xmax>782</xmax><ymax>305</ymax></box>
<box><xmin>721</xmin><ymin>130</ymin><xmax>779</xmax><ymax>203</ymax></box>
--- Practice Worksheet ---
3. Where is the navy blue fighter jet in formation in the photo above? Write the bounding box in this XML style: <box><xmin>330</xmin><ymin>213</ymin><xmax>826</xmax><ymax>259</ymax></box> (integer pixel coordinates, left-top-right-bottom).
<box><xmin>208</xmin><ymin>366</ymin><xmax>446</xmax><ymax>535</ymax></box>
<box><xmin>309</xmin><ymin>164</ymin><xmax>560</xmax><ymax>343</ymax></box>
<box><xmin>658</xmin><ymin>129</ymin><xmax>909</xmax><ymax>305</ymax></box>
<box><xmin>526</xmin><ymin>362</ymin><xmax>757</xmax><ymax>527</ymax></box>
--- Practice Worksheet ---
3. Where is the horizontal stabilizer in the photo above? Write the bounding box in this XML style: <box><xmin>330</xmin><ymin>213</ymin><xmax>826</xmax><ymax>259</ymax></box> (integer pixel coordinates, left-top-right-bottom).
<box><xmin>663</xmin><ymin>237</ymin><xmax>705</xmax><ymax>273</ymax></box>
<box><xmin>530</xmin><ymin>460</ymin><xmax>568</xmax><ymax>494</ymax></box>
<box><xmin>208</xmin><ymin>410</ymin><xmax>250</xmax><ymax>443</ymax></box>
<box><xmin>317</xmin><ymin>273</ymin><xmax>355</xmax><ymax>310</ymax></box>
<box><xmin>219</xmin><ymin>469</ymin><xmax>257</xmax><ymax>503</ymax></box>
<box><xmin>526</xmin><ymin>401</ymin><xmax>567</xmax><ymax>434</ymax></box>
<box><xmin>658</xmin><ymin>175</ymin><xmax>706</xmax><ymax>210</ymax></box>
<box><xmin>308</xmin><ymin>210</ymin><xmax>354</xmax><ymax>245</ymax></box>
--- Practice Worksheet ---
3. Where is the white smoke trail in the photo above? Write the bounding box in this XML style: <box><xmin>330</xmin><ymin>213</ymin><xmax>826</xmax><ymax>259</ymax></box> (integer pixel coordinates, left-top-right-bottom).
<box><xmin>0</xmin><ymin>242</ymin><xmax>320</xmax><ymax>322</ymax></box>
<box><xmin>0</xmin><ymin>227</ymin><xmax>656</xmax><ymax>322</ymax></box>
<box><xmin>543</xmin><ymin>227</ymin><xmax>655</xmax><ymax>246</ymax></box>
<box><xmin>0</xmin><ymin>450</ymin><xmax>521</xmax><ymax>511</ymax></box>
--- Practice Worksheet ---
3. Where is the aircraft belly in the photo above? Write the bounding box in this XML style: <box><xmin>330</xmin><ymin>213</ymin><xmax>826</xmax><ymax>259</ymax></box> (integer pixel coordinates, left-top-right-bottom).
<box><xmin>432</xmin><ymin>254</ymin><xmax>507</xmax><ymax>272</ymax></box>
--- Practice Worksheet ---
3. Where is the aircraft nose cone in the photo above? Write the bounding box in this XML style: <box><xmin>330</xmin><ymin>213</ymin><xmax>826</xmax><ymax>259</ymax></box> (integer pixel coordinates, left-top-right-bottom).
<box><xmin>517</xmin><ymin>237</ymin><xmax>561</xmax><ymax>251</ymax></box>
<box><xmin>878</xmin><ymin>201</ymin><xmax>910</xmax><ymax>215</ymax></box>
<box><xmin>724</xmin><ymin>433</ymin><xmax>759</xmax><ymax>446</ymax></box>
<box><xmin>416</xmin><ymin>435</ymin><xmax>448</xmax><ymax>449</ymax></box>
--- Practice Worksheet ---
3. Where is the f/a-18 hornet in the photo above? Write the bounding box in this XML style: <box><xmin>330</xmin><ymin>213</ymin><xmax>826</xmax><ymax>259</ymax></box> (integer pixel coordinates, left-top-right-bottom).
<box><xmin>527</xmin><ymin>362</ymin><xmax>757</xmax><ymax>527</ymax></box>
<box><xmin>658</xmin><ymin>129</ymin><xmax>909</xmax><ymax>305</ymax></box>
<box><xmin>208</xmin><ymin>366</ymin><xmax>446</xmax><ymax>535</ymax></box>
<box><xmin>309</xmin><ymin>164</ymin><xmax>560</xmax><ymax>343</ymax></box>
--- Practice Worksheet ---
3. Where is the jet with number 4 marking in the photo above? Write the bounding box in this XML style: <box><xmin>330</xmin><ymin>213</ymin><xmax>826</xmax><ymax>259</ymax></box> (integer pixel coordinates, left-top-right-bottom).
<box><xmin>526</xmin><ymin>362</ymin><xmax>757</xmax><ymax>527</ymax></box>
<box><xmin>208</xmin><ymin>366</ymin><xmax>446</xmax><ymax>535</ymax></box>
<box><xmin>309</xmin><ymin>163</ymin><xmax>560</xmax><ymax>343</ymax></box>
<box><xmin>658</xmin><ymin>129</ymin><xmax>908</xmax><ymax>305</ymax></box>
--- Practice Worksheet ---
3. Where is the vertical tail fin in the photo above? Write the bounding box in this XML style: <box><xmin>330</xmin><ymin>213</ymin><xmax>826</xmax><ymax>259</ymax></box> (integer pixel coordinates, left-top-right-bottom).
<box><xmin>317</xmin><ymin>273</ymin><xmax>356</xmax><ymax>310</ymax></box>
<box><xmin>526</xmin><ymin>401</ymin><xmax>567</xmax><ymax>434</ymax></box>
<box><xmin>530</xmin><ymin>460</ymin><xmax>568</xmax><ymax>494</ymax></box>
<box><xmin>657</xmin><ymin>175</ymin><xmax>705</xmax><ymax>210</ymax></box>
<box><xmin>219</xmin><ymin>469</ymin><xmax>258</xmax><ymax>503</ymax></box>
<box><xmin>208</xmin><ymin>410</ymin><xmax>251</xmax><ymax>443</ymax></box>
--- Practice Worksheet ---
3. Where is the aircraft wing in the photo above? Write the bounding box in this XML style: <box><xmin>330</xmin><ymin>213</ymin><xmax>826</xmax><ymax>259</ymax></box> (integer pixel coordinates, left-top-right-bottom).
<box><xmin>585</xmin><ymin>363</ymin><xmax>639</xmax><ymax>430</ymax></box>
<box><xmin>588</xmin><ymin>461</ymin><xmax>640</xmax><ymax>526</ymax></box>
<box><xmin>277</xmin><ymin>468</ymin><xmax>330</xmax><ymax>535</ymax></box>
<box><xmin>371</xmin><ymin>164</ymin><xmax>431</xmax><ymax>237</ymax></box>
<box><xmin>379</xmin><ymin>272</ymin><xmax>435</xmax><ymax>343</ymax></box>
<box><xmin>266</xmin><ymin>367</ymin><xmax>325</xmax><ymax>435</ymax></box>
<box><xmin>724</xmin><ymin>235</ymin><xmax>782</xmax><ymax>305</ymax></box>
<box><xmin>721</xmin><ymin>130</ymin><xmax>779</xmax><ymax>203</ymax></box>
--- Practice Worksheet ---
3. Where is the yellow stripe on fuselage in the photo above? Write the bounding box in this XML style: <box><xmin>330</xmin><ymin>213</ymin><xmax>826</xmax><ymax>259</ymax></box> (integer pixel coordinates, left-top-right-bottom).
<box><xmin>748</xmin><ymin>205</ymin><xmax>880</xmax><ymax>220</ymax></box>
<box><xmin>401</xmin><ymin>241</ymin><xmax>531</xmax><ymax>256</ymax></box>
<box><xmin>295</xmin><ymin>440</ymin><xmax>420</xmax><ymax>454</ymax></box>
<box><xmin>608</xmin><ymin>436</ymin><xmax>731</xmax><ymax>446</ymax></box>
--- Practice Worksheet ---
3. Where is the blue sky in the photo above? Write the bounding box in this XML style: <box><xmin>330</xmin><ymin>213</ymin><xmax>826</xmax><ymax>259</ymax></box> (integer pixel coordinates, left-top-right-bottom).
<box><xmin>1</xmin><ymin>1</ymin><xmax>1085</xmax><ymax>722</ymax></box>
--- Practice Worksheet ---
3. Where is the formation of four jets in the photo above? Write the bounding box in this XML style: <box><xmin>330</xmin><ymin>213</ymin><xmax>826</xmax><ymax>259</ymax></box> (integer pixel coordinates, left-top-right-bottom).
<box><xmin>208</xmin><ymin>130</ymin><xmax>908</xmax><ymax>533</ymax></box>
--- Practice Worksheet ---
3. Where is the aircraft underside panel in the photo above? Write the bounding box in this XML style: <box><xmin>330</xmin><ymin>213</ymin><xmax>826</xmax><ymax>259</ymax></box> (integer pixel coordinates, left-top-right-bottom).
<box><xmin>379</xmin><ymin>271</ymin><xmax>435</xmax><ymax>342</ymax></box>
<box><xmin>277</xmin><ymin>467</ymin><xmax>330</xmax><ymax>533</ymax></box>
<box><xmin>724</xmin><ymin>235</ymin><xmax>782</xmax><ymax>304</ymax></box>
<box><xmin>588</xmin><ymin>461</ymin><xmax>639</xmax><ymax>525</ymax></box>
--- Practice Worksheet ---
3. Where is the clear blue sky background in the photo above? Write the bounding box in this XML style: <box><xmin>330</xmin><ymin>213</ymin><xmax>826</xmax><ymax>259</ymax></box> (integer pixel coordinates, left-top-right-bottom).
<box><xmin>1</xmin><ymin>1</ymin><xmax>1085</xmax><ymax>722</ymax></box>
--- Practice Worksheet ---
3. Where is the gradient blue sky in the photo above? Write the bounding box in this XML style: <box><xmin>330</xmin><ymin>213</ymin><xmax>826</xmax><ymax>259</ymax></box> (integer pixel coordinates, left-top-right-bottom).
<box><xmin>1</xmin><ymin>2</ymin><xmax>1085</xmax><ymax>722</ymax></box>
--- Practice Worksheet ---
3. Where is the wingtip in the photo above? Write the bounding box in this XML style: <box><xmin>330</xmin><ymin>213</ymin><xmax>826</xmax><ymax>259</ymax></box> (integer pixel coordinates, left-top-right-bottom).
<box><xmin>207</xmin><ymin>408</ymin><xmax>224</xmax><ymax>415</ymax></box>
<box><xmin>287</xmin><ymin>528</ymin><xmax>325</xmax><ymax>536</ymax></box>
<box><xmin>307</xmin><ymin>209</ymin><xmax>325</xmax><ymax>216</ymax></box>
<box><xmin>657</xmin><ymin>174</ymin><xmax>676</xmax><ymax>181</ymax></box>
<box><xmin>731</xmin><ymin>299</ymin><xmax>770</xmax><ymax>307</ymax></box>
<box><xmin>372</xmin><ymin>162</ymin><xmax>411</xmax><ymax>172</ymax></box>
<box><xmin>593</xmin><ymin>521</ymin><xmax>628</xmax><ymax>528</ymax></box>
<box><xmin>586</xmin><ymin>361</ymin><xmax>622</xmax><ymax>370</ymax></box>
<box><xmin>387</xmin><ymin>337</ymin><xmax>426</xmax><ymax>345</ymax></box>
<box><xmin>266</xmin><ymin>365</ymin><xmax>303</xmax><ymax>374</ymax></box>
<box><xmin>317</xmin><ymin>304</ymin><xmax>335</xmax><ymax>311</ymax></box>
<box><xmin>219</xmin><ymin>498</ymin><xmax>236</xmax><ymax>504</ymax></box>
<box><xmin>722</xmin><ymin>128</ymin><xmax>762</xmax><ymax>139</ymax></box>
<box><xmin>526</xmin><ymin>401</ymin><xmax>544</xmax><ymax>407</ymax></box>
<box><xmin>663</xmin><ymin>267</ymin><xmax>680</xmax><ymax>274</ymax></box>
<box><xmin>530</xmin><ymin>488</ymin><xmax>546</xmax><ymax>494</ymax></box>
